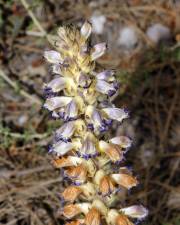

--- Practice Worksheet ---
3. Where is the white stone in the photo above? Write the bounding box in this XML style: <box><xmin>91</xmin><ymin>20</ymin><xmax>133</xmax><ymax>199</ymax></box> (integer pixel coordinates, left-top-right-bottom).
<box><xmin>90</xmin><ymin>12</ymin><xmax>106</xmax><ymax>34</ymax></box>
<box><xmin>118</xmin><ymin>27</ymin><xmax>138</xmax><ymax>49</ymax></box>
<box><xmin>146</xmin><ymin>23</ymin><xmax>170</xmax><ymax>44</ymax></box>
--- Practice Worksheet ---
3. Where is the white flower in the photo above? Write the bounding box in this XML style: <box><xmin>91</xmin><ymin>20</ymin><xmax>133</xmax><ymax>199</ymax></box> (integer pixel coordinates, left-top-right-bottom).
<box><xmin>80</xmin><ymin>133</ymin><xmax>98</xmax><ymax>159</ymax></box>
<box><xmin>52</xmin><ymin>141</ymin><xmax>73</xmax><ymax>156</ymax></box>
<box><xmin>55</xmin><ymin>121</ymin><xmax>75</xmax><ymax>141</ymax></box>
<box><xmin>102</xmin><ymin>108</ymin><xmax>129</xmax><ymax>122</ymax></box>
<box><xmin>63</xmin><ymin>100</ymin><xmax>78</xmax><ymax>121</ymax></box>
<box><xmin>44</xmin><ymin>50</ymin><xmax>63</xmax><ymax>64</ymax></box>
<box><xmin>96</xmin><ymin>70</ymin><xmax>115</xmax><ymax>81</ymax></box>
<box><xmin>44</xmin><ymin>96</ymin><xmax>72</xmax><ymax>111</ymax></box>
<box><xmin>68</xmin><ymin>156</ymin><xmax>83</xmax><ymax>166</ymax></box>
<box><xmin>96</xmin><ymin>80</ymin><xmax>116</xmax><ymax>96</ymax></box>
<box><xmin>110</xmin><ymin>136</ymin><xmax>132</xmax><ymax>148</ymax></box>
<box><xmin>120</xmin><ymin>205</ymin><xmax>148</xmax><ymax>219</ymax></box>
<box><xmin>44</xmin><ymin>77</ymin><xmax>66</xmax><ymax>92</ymax></box>
<box><xmin>91</xmin><ymin>43</ymin><xmax>107</xmax><ymax>60</ymax></box>
<box><xmin>81</xmin><ymin>21</ymin><xmax>92</xmax><ymax>39</ymax></box>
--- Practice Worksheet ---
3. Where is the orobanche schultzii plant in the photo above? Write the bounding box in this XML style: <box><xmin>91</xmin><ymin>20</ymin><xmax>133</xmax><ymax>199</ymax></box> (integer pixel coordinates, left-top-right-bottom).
<box><xmin>43</xmin><ymin>21</ymin><xmax>148</xmax><ymax>225</ymax></box>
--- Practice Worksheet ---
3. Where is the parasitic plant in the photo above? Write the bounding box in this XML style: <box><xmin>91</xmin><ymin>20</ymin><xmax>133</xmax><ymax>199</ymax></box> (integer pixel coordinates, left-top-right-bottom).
<box><xmin>43</xmin><ymin>21</ymin><xmax>148</xmax><ymax>225</ymax></box>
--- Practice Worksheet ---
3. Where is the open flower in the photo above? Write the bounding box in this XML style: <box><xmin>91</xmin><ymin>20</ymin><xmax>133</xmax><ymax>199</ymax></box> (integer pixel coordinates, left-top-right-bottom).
<box><xmin>55</xmin><ymin>121</ymin><xmax>75</xmax><ymax>142</ymax></box>
<box><xmin>91</xmin><ymin>43</ymin><xmax>107</xmax><ymax>60</ymax></box>
<box><xmin>110</xmin><ymin>136</ymin><xmax>132</xmax><ymax>149</ymax></box>
<box><xmin>43</xmin><ymin>77</ymin><xmax>66</xmax><ymax>97</ymax></box>
<box><xmin>102</xmin><ymin>107</ymin><xmax>129</xmax><ymax>122</ymax></box>
<box><xmin>44</xmin><ymin>96</ymin><xmax>72</xmax><ymax>111</ymax></box>
<box><xmin>96</xmin><ymin>80</ymin><xmax>118</xmax><ymax>97</ymax></box>
<box><xmin>79</xmin><ymin>132</ymin><xmax>99</xmax><ymax>159</ymax></box>
<box><xmin>50</xmin><ymin>141</ymin><xmax>73</xmax><ymax>156</ymax></box>
<box><xmin>64</xmin><ymin>164</ymin><xmax>88</xmax><ymax>184</ymax></box>
<box><xmin>96</xmin><ymin>70</ymin><xmax>115</xmax><ymax>81</ymax></box>
<box><xmin>107</xmin><ymin>205</ymin><xmax>148</xmax><ymax>225</ymax></box>
<box><xmin>99</xmin><ymin>175</ymin><xmax>116</xmax><ymax>196</ymax></box>
<box><xmin>85</xmin><ymin>105</ymin><xmax>113</xmax><ymax>134</ymax></box>
<box><xmin>94</xmin><ymin>170</ymin><xmax>115</xmax><ymax>196</ymax></box>
<box><xmin>120</xmin><ymin>205</ymin><xmax>148</xmax><ymax>219</ymax></box>
<box><xmin>44</xmin><ymin>50</ymin><xmax>63</xmax><ymax>64</ymax></box>
<box><xmin>111</xmin><ymin>173</ymin><xmax>138</xmax><ymax>189</ymax></box>
<box><xmin>55</xmin><ymin>119</ymin><xmax>86</xmax><ymax>142</ymax></box>
<box><xmin>99</xmin><ymin>140</ymin><xmax>124</xmax><ymax>163</ymax></box>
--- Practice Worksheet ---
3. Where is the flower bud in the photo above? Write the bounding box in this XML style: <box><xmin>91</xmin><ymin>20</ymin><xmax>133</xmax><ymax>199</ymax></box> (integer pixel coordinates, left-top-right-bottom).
<box><xmin>91</xmin><ymin>43</ymin><xmax>107</xmax><ymax>60</ymax></box>
<box><xmin>80</xmin><ymin>21</ymin><xmax>92</xmax><ymax>40</ymax></box>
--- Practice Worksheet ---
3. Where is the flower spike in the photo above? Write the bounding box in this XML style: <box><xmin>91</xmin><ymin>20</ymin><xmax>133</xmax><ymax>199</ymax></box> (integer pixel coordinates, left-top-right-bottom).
<box><xmin>44</xmin><ymin>21</ymin><xmax>148</xmax><ymax>225</ymax></box>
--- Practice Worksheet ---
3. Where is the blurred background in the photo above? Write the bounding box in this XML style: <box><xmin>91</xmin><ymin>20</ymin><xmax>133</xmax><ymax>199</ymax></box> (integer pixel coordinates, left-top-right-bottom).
<box><xmin>0</xmin><ymin>0</ymin><xmax>179</xmax><ymax>224</ymax></box>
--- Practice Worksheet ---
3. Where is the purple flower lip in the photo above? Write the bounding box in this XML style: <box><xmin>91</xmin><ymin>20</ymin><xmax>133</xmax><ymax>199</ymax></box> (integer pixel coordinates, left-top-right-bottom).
<box><xmin>63</xmin><ymin>116</ymin><xmax>77</xmax><ymax>122</ymax></box>
<box><xmin>115</xmin><ymin>158</ymin><xmax>124</xmax><ymax>165</ymax></box>
<box><xmin>103</xmin><ymin>119</ymin><xmax>113</xmax><ymax>126</ymax></box>
<box><xmin>43</xmin><ymin>87</ymin><xmax>58</xmax><ymax>98</ymax></box>
<box><xmin>123</xmin><ymin>108</ymin><xmax>130</xmax><ymax>115</ymax></box>
<box><xmin>48</xmin><ymin>145</ymin><xmax>53</xmax><ymax>153</ymax></box>
<box><xmin>56</xmin><ymin>111</ymin><xmax>78</xmax><ymax>122</ymax></box>
<box><xmin>108</xmin><ymin>89</ymin><xmax>116</xmax><ymax>97</ymax></box>
<box><xmin>54</xmin><ymin>135</ymin><xmax>71</xmax><ymax>143</ymax></box>
<box><xmin>73</xmin><ymin>181</ymin><xmax>82</xmax><ymax>186</ymax></box>
<box><xmin>99</xmin><ymin>126</ymin><xmax>108</xmax><ymax>133</ymax></box>
<box><xmin>76</xmin><ymin>151</ymin><xmax>81</xmax><ymax>158</ymax></box>
<box><xmin>80</xmin><ymin>152</ymin><xmax>99</xmax><ymax>160</ymax></box>
<box><xmin>87</xmin><ymin>123</ymin><xmax>94</xmax><ymax>131</ymax></box>
<box><xmin>113</xmin><ymin>81</ymin><xmax>120</xmax><ymax>90</ymax></box>
<box><xmin>99</xmin><ymin>119</ymin><xmax>112</xmax><ymax>133</ymax></box>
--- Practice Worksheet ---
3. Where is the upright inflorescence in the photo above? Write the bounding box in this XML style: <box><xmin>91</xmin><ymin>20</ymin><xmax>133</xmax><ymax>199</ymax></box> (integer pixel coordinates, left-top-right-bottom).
<box><xmin>43</xmin><ymin>21</ymin><xmax>148</xmax><ymax>225</ymax></box>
